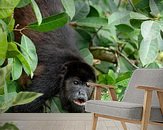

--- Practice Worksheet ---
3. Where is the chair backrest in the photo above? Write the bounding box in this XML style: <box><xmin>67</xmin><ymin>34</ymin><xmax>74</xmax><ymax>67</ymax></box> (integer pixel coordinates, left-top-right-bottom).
<box><xmin>123</xmin><ymin>69</ymin><xmax>163</xmax><ymax>107</ymax></box>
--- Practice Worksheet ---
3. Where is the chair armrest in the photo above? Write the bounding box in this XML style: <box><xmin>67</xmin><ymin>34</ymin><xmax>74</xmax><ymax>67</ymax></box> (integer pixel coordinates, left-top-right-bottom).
<box><xmin>137</xmin><ymin>86</ymin><xmax>163</xmax><ymax>92</ymax></box>
<box><xmin>87</xmin><ymin>82</ymin><xmax>114</xmax><ymax>89</ymax></box>
<box><xmin>137</xmin><ymin>86</ymin><xmax>163</xmax><ymax>123</ymax></box>
<box><xmin>87</xmin><ymin>82</ymin><xmax>117</xmax><ymax>101</ymax></box>
<box><xmin>137</xmin><ymin>86</ymin><xmax>163</xmax><ymax>121</ymax></box>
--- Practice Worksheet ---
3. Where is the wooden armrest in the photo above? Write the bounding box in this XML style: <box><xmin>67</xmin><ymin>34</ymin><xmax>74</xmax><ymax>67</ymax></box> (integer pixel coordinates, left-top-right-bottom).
<box><xmin>137</xmin><ymin>86</ymin><xmax>163</xmax><ymax>92</ymax></box>
<box><xmin>87</xmin><ymin>82</ymin><xmax>115</xmax><ymax>89</ymax></box>
<box><xmin>140</xmin><ymin>86</ymin><xmax>163</xmax><ymax>123</ymax></box>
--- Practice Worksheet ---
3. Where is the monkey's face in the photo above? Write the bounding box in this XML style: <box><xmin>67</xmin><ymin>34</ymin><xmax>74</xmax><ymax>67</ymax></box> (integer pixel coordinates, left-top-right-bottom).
<box><xmin>60</xmin><ymin>77</ymin><xmax>93</xmax><ymax>113</ymax></box>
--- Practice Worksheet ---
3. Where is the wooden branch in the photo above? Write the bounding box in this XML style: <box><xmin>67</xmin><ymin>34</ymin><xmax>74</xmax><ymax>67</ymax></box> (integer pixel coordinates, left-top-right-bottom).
<box><xmin>90</xmin><ymin>46</ymin><xmax>139</xmax><ymax>68</ymax></box>
<box><xmin>90</xmin><ymin>48</ymin><xmax>117</xmax><ymax>63</ymax></box>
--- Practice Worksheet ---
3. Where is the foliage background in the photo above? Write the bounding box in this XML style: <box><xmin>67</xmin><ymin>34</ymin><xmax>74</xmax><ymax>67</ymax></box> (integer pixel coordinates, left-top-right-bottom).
<box><xmin>72</xmin><ymin>0</ymin><xmax>163</xmax><ymax>101</ymax></box>
<box><xmin>0</xmin><ymin>0</ymin><xmax>163</xmax><ymax>118</ymax></box>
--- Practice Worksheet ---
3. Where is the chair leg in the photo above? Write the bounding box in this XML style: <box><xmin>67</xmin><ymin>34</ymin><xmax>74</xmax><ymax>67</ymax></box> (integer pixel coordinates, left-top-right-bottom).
<box><xmin>92</xmin><ymin>113</ymin><xmax>98</xmax><ymax>130</ymax></box>
<box><xmin>121</xmin><ymin>121</ymin><xmax>127</xmax><ymax>130</ymax></box>
<box><xmin>141</xmin><ymin>90</ymin><xmax>152</xmax><ymax>130</ymax></box>
<box><xmin>141</xmin><ymin>123</ymin><xmax>148</xmax><ymax>130</ymax></box>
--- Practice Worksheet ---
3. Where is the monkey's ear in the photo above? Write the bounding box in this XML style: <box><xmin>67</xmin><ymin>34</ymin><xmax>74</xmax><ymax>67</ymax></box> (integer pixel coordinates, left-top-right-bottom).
<box><xmin>60</xmin><ymin>65</ymin><xmax>67</xmax><ymax>74</ymax></box>
<box><xmin>59</xmin><ymin>65</ymin><xmax>68</xmax><ymax>81</ymax></box>
<box><xmin>58</xmin><ymin>65</ymin><xmax>68</xmax><ymax>88</ymax></box>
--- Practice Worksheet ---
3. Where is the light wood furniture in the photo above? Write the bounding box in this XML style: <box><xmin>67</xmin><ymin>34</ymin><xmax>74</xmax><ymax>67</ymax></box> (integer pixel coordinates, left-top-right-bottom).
<box><xmin>86</xmin><ymin>69</ymin><xmax>163</xmax><ymax>130</ymax></box>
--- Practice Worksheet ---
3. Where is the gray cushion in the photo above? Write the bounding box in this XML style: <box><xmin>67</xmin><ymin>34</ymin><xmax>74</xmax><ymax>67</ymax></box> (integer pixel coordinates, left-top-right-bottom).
<box><xmin>85</xmin><ymin>100</ymin><xmax>163</xmax><ymax>122</ymax></box>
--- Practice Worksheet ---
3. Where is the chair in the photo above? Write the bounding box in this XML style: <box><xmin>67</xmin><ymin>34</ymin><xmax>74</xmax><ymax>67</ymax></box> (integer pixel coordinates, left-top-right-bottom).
<box><xmin>86</xmin><ymin>69</ymin><xmax>163</xmax><ymax>130</ymax></box>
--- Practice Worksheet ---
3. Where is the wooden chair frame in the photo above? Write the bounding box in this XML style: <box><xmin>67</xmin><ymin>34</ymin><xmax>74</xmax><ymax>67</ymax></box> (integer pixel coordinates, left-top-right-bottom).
<box><xmin>87</xmin><ymin>82</ymin><xmax>163</xmax><ymax>130</ymax></box>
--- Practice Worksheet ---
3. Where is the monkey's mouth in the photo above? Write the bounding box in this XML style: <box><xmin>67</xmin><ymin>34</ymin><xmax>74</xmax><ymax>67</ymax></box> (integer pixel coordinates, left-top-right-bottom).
<box><xmin>73</xmin><ymin>98</ymin><xmax>86</xmax><ymax>106</ymax></box>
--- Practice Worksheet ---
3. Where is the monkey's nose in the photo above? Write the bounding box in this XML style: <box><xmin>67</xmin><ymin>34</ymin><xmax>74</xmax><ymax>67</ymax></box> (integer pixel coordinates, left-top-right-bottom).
<box><xmin>78</xmin><ymin>89</ymin><xmax>86</xmax><ymax>95</ymax></box>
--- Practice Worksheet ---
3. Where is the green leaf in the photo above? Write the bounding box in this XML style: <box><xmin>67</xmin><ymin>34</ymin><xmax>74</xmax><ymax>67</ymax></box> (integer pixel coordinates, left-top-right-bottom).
<box><xmin>115</xmin><ymin>78</ymin><xmax>130</xmax><ymax>87</ymax></box>
<box><xmin>1</xmin><ymin>65</ymin><xmax>12</xmax><ymax>106</ymax></box>
<box><xmin>28</xmin><ymin>12</ymin><xmax>69</xmax><ymax>32</ymax></box>
<box><xmin>11</xmin><ymin>58</ymin><xmax>22</xmax><ymax>80</ymax></box>
<box><xmin>108</xmin><ymin>69</ymin><xmax>117</xmax><ymax>80</ymax></box>
<box><xmin>74</xmin><ymin>29</ymin><xmax>90</xmax><ymax>49</ymax></box>
<box><xmin>87</xmin><ymin>6</ymin><xmax>99</xmax><ymax>17</ymax></box>
<box><xmin>140</xmin><ymin>21</ymin><xmax>162</xmax><ymax>65</ymax></box>
<box><xmin>8</xmin><ymin>17</ymin><xmax>15</xmax><ymax>32</ymax></box>
<box><xmin>139</xmin><ymin>21</ymin><xmax>162</xmax><ymax>66</ymax></box>
<box><xmin>7</xmin><ymin>42</ymin><xmax>32</xmax><ymax>77</ymax></box>
<box><xmin>0</xmin><ymin>92</ymin><xmax>17</xmax><ymax>113</ymax></box>
<box><xmin>116</xmin><ymin>24</ymin><xmax>134</xmax><ymax>33</ymax></box>
<box><xmin>147</xmin><ymin>62</ymin><xmax>160</xmax><ymax>68</ymax></box>
<box><xmin>46</xmin><ymin>97</ymin><xmax>68</xmax><ymax>113</ymax></box>
<box><xmin>0</xmin><ymin>64</ymin><xmax>12</xmax><ymax>88</ymax></box>
<box><xmin>7</xmin><ymin>80</ymin><xmax>17</xmax><ymax>93</ymax></box>
<box><xmin>118</xmin><ymin>56</ymin><xmax>134</xmax><ymax>73</ymax></box>
<box><xmin>108</xmin><ymin>11</ymin><xmax>130</xmax><ymax>26</ymax></box>
<box><xmin>139</xmin><ymin>38</ymin><xmax>160</xmax><ymax>66</ymax></box>
<box><xmin>76</xmin><ymin>17</ymin><xmax>108</xmax><ymax>28</ymax></box>
<box><xmin>141</xmin><ymin>21</ymin><xmax>160</xmax><ymax>40</ymax></box>
<box><xmin>73</xmin><ymin>1</ymin><xmax>90</xmax><ymax>21</ymax></box>
<box><xmin>7</xmin><ymin>42</ymin><xmax>20</xmax><ymax>58</ymax></box>
<box><xmin>31</xmin><ymin>0</ymin><xmax>42</xmax><ymax>25</ymax></box>
<box><xmin>21</xmin><ymin>35</ymin><xmax>38</xmax><ymax>72</ymax></box>
<box><xmin>17</xmin><ymin>53</ymin><xmax>32</xmax><ymax>76</ymax></box>
<box><xmin>95</xmin><ymin>61</ymin><xmax>111</xmax><ymax>74</ymax></box>
<box><xmin>17</xmin><ymin>0</ymin><xmax>31</xmax><ymax>8</ymax></box>
<box><xmin>130</xmin><ymin>12</ymin><xmax>149</xmax><ymax>20</ymax></box>
<box><xmin>106</xmin><ymin>70</ymin><xmax>116</xmax><ymax>85</ymax></box>
<box><xmin>132</xmin><ymin>0</ymin><xmax>141</xmax><ymax>5</ymax></box>
<box><xmin>0</xmin><ymin>22</ymin><xmax>8</xmax><ymax>58</ymax></box>
<box><xmin>12</xmin><ymin>92</ymin><xmax>43</xmax><ymax>106</ymax></box>
<box><xmin>97</xmin><ymin>27</ymin><xmax>117</xmax><ymax>43</ymax></box>
<box><xmin>80</xmin><ymin>48</ymin><xmax>93</xmax><ymax>65</ymax></box>
<box><xmin>134</xmin><ymin>0</ymin><xmax>149</xmax><ymax>9</ymax></box>
<box><xmin>0</xmin><ymin>123</ymin><xmax>19</xmax><ymax>130</ymax></box>
<box><xmin>0</xmin><ymin>59</ymin><xmax>5</xmax><ymax>66</ymax></box>
<box><xmin>123</xmin><ymin>43</ymin><xmax>135</xmax><ymax>55</ymax></box>
<box><xmin>76</xmin><ymin>29</ymin><xmax>91</xmax><ymax>44</ymax></box>
<box><xmin>108</xmin><ymin>0</ymin><xmax>118</xmax><ymax>13</ymax></box>
<box><xmin>0</xmin><ymin>0</ymin><xmax>20</xmax><ymax>19</ymax></box>
<box><xmin>149</xmin><ymin>0</ymin><xmax>160</xmax><ymax>17</ymax></box>
<box><xmin>116</xmin><ymin>72</ymin><xmax>132</xmax><ymax>83</ymax></box>
<box><xmin>105</xmin><ymin>76</ymin><xmax>115</xmax><ymax>85</ymax></box>
<box><xmin>61</xmin><ymin>0</ymin><xmax>75</xmax><ymax>20</ymax></box>
<box><xmin>97</xmin><ymin>74</ymin><xmax>106</xmax><ymax>84</ymax></box>
<box><xmin>158</xmin><ymin>20</ymin><xmax>163</xmax><ymax>32</ymax></box>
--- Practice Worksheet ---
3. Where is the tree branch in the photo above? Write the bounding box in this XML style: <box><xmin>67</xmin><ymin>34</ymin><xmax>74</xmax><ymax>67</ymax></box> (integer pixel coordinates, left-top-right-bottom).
<box><xmin>90</xmin><ymin>47</ymin><xmax>116</xmax><ymax>63</ymax></box>
<box><xmin>90</xmin><ymin>46</ymin><xmax>139</xmax><ymax>69</ymax></box>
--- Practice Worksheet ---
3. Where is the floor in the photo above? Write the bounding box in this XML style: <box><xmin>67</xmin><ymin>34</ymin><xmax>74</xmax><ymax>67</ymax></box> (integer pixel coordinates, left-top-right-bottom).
<box><xmin>0</xmin><ymin>113</ymin><xmax>140</xmax><ymax>130</ymax></box>
<box><xmin>0</xmin><ymin>113</ymin><xmax>161</xmax><ymax>130</ymax></box>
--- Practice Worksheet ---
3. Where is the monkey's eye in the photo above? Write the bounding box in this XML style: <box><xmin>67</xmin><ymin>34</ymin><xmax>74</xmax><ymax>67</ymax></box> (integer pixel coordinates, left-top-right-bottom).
<box><xmin>73</xmin><ymin>80</ymin><xmax>79</xmax><ymax>85</ymax></box>
<box><xmin>86</xmin><ymin>83</ymin><xmax>90</xmax><ymax>87</ymax></box>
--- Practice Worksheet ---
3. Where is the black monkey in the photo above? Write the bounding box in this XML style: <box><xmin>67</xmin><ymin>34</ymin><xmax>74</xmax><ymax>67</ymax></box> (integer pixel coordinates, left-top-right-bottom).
<box><xmin>13</xmin><ymin>0</ymin><xmax>96</xmax><ymax>112</ymax></box>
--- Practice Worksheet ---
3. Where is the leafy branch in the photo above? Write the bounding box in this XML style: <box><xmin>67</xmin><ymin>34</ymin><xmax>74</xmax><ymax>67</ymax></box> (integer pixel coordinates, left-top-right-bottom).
<box><xmin>90</xmin><ymin>46</ymin><xmax>139</xmax><ymax>69</ymax></box>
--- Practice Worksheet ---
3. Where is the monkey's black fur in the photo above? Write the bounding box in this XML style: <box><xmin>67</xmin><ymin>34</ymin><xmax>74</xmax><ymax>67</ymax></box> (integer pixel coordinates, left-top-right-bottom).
<box><xmin>13</xmin><ymin>0</ymin><xmax>96</xmax><ymax>112</ymax></box>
